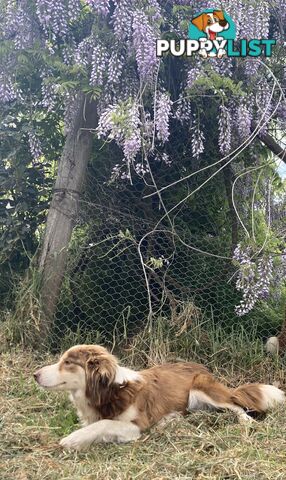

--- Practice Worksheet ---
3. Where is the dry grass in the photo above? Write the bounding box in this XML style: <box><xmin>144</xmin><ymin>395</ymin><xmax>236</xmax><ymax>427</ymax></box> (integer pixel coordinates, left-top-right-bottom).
<box><xmin>1</xmin><ymin>349</ymin><xmax>286</xmax><ymax>480</ymax></box>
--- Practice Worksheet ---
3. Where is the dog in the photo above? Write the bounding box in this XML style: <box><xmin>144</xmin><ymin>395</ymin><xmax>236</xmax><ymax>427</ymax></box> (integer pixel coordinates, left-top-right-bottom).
<box><xmin>34</xmin><ymin>344</ymin><xmax>285</xmax><ymax>450</ymax></box>
<box><xmin>191</xmin><ymin>10</ymin><xmax>229</xmax><ymax>58</ymax></box>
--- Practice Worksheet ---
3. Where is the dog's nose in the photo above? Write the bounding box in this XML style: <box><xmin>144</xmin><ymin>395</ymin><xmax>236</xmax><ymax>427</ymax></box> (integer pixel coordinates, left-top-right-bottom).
<box><xmin>219</xmin><ymin>20</ymin><xmax>227</xmax><ymax>27</ymax></box>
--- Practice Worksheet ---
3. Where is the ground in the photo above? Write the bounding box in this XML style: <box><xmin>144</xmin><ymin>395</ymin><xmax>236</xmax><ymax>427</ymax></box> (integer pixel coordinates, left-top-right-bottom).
<box><xmin>1</xmin><ymin>349</ymin><xmax>286</xmax><ymax>480</ymax></box>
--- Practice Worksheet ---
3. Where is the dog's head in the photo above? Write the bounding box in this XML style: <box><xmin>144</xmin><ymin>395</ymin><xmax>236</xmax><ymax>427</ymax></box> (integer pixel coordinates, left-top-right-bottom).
<box><xmin>191</xmin><ymin>10</ymin><xmax>229</xmax><ymax>40</ymax></box>
<box><xmin>34</xmin><ymin>345</ymin><xmax>118</xmax><ymax>402</ymax></box>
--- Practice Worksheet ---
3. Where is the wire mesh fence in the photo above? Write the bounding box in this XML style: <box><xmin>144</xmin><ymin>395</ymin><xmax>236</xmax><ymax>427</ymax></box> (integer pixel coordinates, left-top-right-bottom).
<box><xmin>46</xmin><ymin>198</ymin><xmax>284</xmax><ymax>353</ymax></box>
<box><xmin>1</xmin><ymin>155</ymin><xmax>285</xmax><ymax>356</ymax></box>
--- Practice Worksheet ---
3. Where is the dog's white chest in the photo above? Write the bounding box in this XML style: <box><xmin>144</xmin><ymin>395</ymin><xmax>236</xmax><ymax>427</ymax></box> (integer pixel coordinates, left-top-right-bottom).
<box><xmin>69</xmin><ymin>390</ymin><xmax>99</xmax><ymax>426</ymax></box>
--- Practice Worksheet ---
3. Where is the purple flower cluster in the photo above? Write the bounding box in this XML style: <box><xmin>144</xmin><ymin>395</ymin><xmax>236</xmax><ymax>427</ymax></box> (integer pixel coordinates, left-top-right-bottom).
<box><xmin>63</xmin><ymin>91</ymin><xmax>80</xmax><ymax>135</ymax></box>
<box><xmin>110</xmin><ymin>163</ymin><xmax>130</xmax><ymax>182</ymax></box>
<box><xmin>155</xmin><ymin>92</ymin><xmax>172</xmax><ymax>143</ymax></box>
<box><xmin>187</xmin><ymin>67</ymin><xmax>203</xmax><ymax>89</ymax></box>
<box><xmin>68</xmin><ymin>0</ymin><xmax>82</xmax><ymax>23</ymax></box>
<box><xmin>112</xmin><ymin>0</ymin><xmax>133</xmax><ymax>41</ymax></box>
<box><xmin>233</xmin><ymin>244</ymin><xmax>274</xmax><ymax>316</ymax></box>
<box><xmin>237</xmin><ymin>104</ymin><xmax>252</xmax><ymax>140</ymax></box>
<box><xmin>0</xmin><ymin>74</ymin><xmax>19</xmax><ymax>103</ymax></box>
<box><xmin>218</xmin><ymin>104</ymin><xmax>231</xmax><ymax>155</ymax></box>
<box><xmin>86</xmin><ymin>0</ymin><xmax>110</xmax><ymax>16</ymax></box>
<box><xmin>132</xmin><ymin>10</ymin><xmax>159</xmax><ymax>82</ymax></box>
<box><xmin>174</xmin><ymin>94</ymin><xmax>192</xmax><ymax>124</ymax></box>
<box><xmin>191</xmin><ymin>116</ymin><xmax>205</xmax><ymax>159</ymax></box>
<box><xmin>134</xmin><ymin>162</ymin><xmax>149</xmax><ymax>176</ymax></box>
<box><xmin>210</xmin><ymin>58</ymin><xmax>233</xmax><ymax>78</ymax></box>
<box><xmin>36</xmin><ymin>0</ymin><xmax>68</xmax><ymax>39</ymax></box>
<box><xmin>90</xmin><ymin>44</ymin><xmax>109</xmax><ymax>87</ymax></box>
<box><xmin>97</xmin><ymin>100</ymin><xmax>142</xmax><ymax>162</ymax></box>
<box><xmin>3</xmin><ymin>1</ymin><xmax>35</xmax><ymax>49</ymax></box>
<box><xmin>154</xmin><ymin>152</ymin><xmax>172</xmax><ymax>167</ymax></box>
<box><xmin>74</xmin><ymin>36</ymin><xmax>94</xmax><ymax>68</ymax></box>
<box><xmin>255</xmin><ymin>81</ymin><xmax>272</xmax><ymax>133</ymax></box>
<box><xmin>123</xmin><ymin>102</ymin><xmax>141</xmax><ymax>162</ymax></box>
<box><xmin>40</xmin><ymin>72</ymin><xmax>59</xmax><ymax>111</ymax></box>
<box><xmin>28</xmin><ymin>131</ymin><xmax>43</xmax><ymax>160</ymax></box>
<box><xmin>107</xmin><ymin>51</ymin><xmax>125</xmax><ymax>88</ymax></box>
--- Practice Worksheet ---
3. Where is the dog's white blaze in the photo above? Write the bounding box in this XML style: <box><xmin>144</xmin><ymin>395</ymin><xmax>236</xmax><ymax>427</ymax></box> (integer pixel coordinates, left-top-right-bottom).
<box><xmin>259</xmin><ymin>385</ymin><xmax>285</xmax><ymax>410</ymax></box>
<box><xmin>114</xmin><ymin>366</ymin><xmax>142</xmax><ymax>384</ymax></box>
<box><xmin>37</xmin><ymin>363</ymin><xmax>61</xmax><ymax>388</ymax></box>
<box><xmin>36</xmin><ymin>362</ymin><xmax>86</xmax><ymax>391</ymax></box>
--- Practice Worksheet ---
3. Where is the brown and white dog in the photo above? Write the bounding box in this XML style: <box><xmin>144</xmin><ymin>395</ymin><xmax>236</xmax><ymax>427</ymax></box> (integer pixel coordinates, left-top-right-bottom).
<box><xmin>34</xmin><ymin>344</ymin><xmax>285</xmax><ymax>450</ymax></box>
<box><xmin>191</xmin><ymin>10</ymin><xmax>229</xmax><ymax>58</ymax></box>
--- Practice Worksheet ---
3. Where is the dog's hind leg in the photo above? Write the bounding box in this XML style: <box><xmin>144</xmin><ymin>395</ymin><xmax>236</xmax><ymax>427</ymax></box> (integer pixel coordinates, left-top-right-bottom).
<box><xmin>188</xmin><ymin>388</ymin><xmax>253</xmax><ymax>423</ymax></box>
<box><xmin>188</xmin><ymin>373</ymin><xmax>255</xmax><ymax>423</ymax></box>
<box><xmin>60</xmin><ymin>420</ymin><xmax>141</xmax><ymax>450</ymax></box>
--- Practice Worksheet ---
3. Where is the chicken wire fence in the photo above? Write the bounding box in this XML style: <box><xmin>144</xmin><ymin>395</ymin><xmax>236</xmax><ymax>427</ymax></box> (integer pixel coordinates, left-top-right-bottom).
<box><xmin>48</xmin><ymin>199</ymin><xmax>284</xmax><ymax>352</ymax></box>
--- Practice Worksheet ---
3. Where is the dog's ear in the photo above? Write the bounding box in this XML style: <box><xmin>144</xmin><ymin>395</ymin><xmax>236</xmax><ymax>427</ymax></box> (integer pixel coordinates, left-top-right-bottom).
<box><xmin>85</xmin><ymin>354</ymin><xmax>116</xmax><ymax>406</ymax></box>
<box><xmin>213</xmin><ymin>10</ymin><xmax>225</xmax><ymax>21</ymax></box>
<box><xmin>191</xmin><ymin>13</ymin><xmax>207</xmax><ymax>32</ymax></box>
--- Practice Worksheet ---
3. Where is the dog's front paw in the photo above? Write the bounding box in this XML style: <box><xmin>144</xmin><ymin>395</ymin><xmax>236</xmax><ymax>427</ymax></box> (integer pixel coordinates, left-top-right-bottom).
<box><xmin>60</xmin><ymin>430</ymin><xmax>93</xmax><ymax>451</ymax></box>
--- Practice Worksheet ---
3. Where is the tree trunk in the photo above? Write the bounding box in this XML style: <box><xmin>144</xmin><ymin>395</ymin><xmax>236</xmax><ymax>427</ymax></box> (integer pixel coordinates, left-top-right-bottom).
<box><xmin>38</xmin><ymin>93</ymin><xmax>97</xmax><ymax>340</ymax></box>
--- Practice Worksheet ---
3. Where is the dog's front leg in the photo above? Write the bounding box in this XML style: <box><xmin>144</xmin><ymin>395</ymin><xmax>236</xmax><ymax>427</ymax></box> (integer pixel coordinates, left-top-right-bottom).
<box><xmin>60</xmin><ymin>420</ymin><xmax>141</xmax><ymax>450</ymax></box>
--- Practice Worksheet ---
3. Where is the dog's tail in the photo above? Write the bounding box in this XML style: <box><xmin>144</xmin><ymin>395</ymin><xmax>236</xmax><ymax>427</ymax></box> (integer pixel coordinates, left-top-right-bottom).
<box><xmin>231</xmin><ymin>383</ymin><xmax>285</xmax><ymax>413</ymax></box>
<box><xmin>265</xmin><ymin>336</ymin><xmax>279</xmax><ymax>354</ymax></box>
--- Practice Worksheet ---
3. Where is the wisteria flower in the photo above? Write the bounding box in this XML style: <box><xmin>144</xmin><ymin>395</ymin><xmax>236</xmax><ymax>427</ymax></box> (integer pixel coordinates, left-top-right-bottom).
<box><xmin>191</xmin><ymin>115</ymin><xmax>205</xmax><ymax>159</ymax></box>
<box><xmin>218</xmin><ymin>104</ymin><xmax>231</xmax><ymax>155</ymax></box>
<box><xmin>155</xmin><ymin>92</ymin><xmax>172</xmax><ymax>143</ymax></box>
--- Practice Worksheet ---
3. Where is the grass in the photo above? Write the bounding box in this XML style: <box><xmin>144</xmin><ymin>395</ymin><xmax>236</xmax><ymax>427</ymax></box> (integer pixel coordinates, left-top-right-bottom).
<box><xmin>1</xmin><ymin>326</ymin><xmax>286</xmax><ymax>480</ymax></box>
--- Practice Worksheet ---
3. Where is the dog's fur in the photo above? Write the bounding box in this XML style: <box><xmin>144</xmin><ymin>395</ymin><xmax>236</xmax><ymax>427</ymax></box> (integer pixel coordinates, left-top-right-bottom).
<box><xmin>34</xmin><ymin>344</ymin><xmax>285</xmax><ymax>450</ymax></box>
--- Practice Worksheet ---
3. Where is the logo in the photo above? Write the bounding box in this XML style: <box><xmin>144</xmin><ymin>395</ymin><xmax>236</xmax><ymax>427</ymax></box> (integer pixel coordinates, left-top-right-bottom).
<box><xmin>156</xmin><ymin>9</ymin><xmax>276</xmax><ymax>58</ymax></box>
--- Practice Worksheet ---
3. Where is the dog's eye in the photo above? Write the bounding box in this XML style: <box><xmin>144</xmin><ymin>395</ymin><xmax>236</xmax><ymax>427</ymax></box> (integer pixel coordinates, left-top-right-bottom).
<box><xmin>64</xmin><ymin>360</ymin><xmax>72</xmax><ymax>366</ymax></box>
<box><xmin>207</xmin><ymin>19</ymin><xmax>212</xmax><ymax>24</ymax></box>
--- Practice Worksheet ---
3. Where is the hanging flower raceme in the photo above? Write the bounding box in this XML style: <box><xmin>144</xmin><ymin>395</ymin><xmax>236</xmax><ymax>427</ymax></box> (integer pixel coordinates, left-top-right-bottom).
<box><xmin>40</xmin><ymin>71</ymin><xmax>60</xmax><ymax>111</ymax></box>
<box><xmin>233</xmin><ymin>244</ymin><xmax>276</xmax><ymax>316</ymax></box>
<box><xmin>255</xmin><ymin>80</ymin><xmax>273</xmax><ymax>134</ymax></box>
<box><xmin>237</xmin><ymin>104</ymin><xmax>252</xmax><ymax>140</ymax></box>
<box><xmin>36</xmin><ymin>0</ymin><xmax>68</xmax><ymax>38</ymax></box>
<box><xmin>218</xmin><ymin>104</ymin><xmax>231</xmax><ymax>155</ymax></box>
<box><xmin>112</xmin><ymin>0</ymin><xmax>133</xmax><ymax>41</ymax></box>
<box><xmin>155</xmin><ymin>92</ymin><xmax>172</xmax><ymax>143</ymax></box>
<box><xmin>90</xmin><ymin>43</ymin><xmax>109</xmax><ymax>87</ymax></box>
<box><xmin>97</xmin><ymin>99</ymin><xmax>142</xmax><ymax>163</ymax></box>
<box><xmin>86</xmin><ymin>0</ymin><xmax>110</xmax><ymax>16</ymax></box>
<box><xmin>107</xmin><ymin>51</ymin><xmax>125</xmax><ymax>88</ymax></box>
<box><xmin>132</xmin><ymin>10</ymin><xmax>159</xmax><ymax>82</ymax></box>
<box><xmin>74</xmin><ymin>36</ymin><xmax>94</xmax><ymax>69</ymax></box>
<box><xmin>187</xmin><ymin>67</ymin><xmax>204</xmax><ymax>89</ymax></box>
<box><xmin>174</xmin><ymin>94</ymin><xmax>192</xmax><ymax>124</ymax></box>
<box><xmin>0</xmin><ymin>74</ymin><xmax>19</xmax><ymax>103</ymax></box>
<box><xmin>191</xmin><ymin>115</ymin><xmax>205</xmax><ymax>159</ymax></box>
<box><xmin>28</xmin><ymin>132</ymin><xmax>43</xmax><ymax>160</ymax></box>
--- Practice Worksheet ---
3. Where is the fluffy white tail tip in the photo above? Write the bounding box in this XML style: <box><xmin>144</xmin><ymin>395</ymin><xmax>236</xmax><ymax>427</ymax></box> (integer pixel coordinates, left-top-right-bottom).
<box><xmin>265</xmin><ymin>336</ymin><xmax>279</xmax><ymax>354</ymax></box>
<box><xmin>260</xmin><ymin>385</ymin><xmax>285</xmax><ymax>410</ymax></box>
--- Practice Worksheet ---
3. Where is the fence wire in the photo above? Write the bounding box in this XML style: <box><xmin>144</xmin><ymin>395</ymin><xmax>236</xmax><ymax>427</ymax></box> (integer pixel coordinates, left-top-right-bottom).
<box><xmin>50</xmin><ymin>199</ymin><xmax>284</xmax><ymax>352</ymax></box>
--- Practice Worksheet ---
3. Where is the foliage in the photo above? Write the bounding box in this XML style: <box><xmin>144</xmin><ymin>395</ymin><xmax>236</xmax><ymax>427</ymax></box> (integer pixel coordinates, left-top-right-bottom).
<box><xmin>0</xmin><ymin>0</ymin><xmax>285</xmax><ymax>328</ymax></box>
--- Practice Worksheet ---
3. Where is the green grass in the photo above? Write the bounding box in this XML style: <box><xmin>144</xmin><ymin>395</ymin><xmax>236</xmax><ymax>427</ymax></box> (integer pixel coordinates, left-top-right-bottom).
<box><xmin>1</xmin><ymin>330</ymin><xmax>286</xmax><ymax>480</ymax></box>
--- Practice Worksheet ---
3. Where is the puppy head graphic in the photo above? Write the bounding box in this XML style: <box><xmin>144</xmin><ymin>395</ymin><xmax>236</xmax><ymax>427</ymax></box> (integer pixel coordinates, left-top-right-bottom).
<box><xmin>191</xmin><ymin>10</ymin><xmax>229</xmax><ymax>40</ymax></box>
